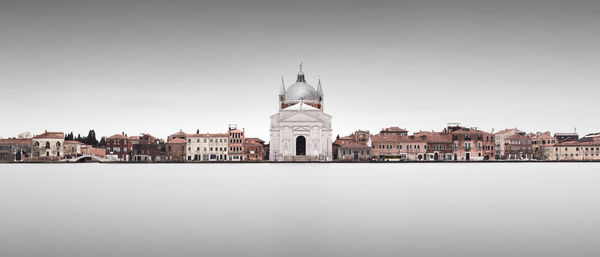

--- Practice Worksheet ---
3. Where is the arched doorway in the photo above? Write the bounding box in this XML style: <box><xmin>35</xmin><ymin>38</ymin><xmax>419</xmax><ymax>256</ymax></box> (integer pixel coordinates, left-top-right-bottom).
<box><xmin>434</xmin><ymin>152</ymin><xmax>439</xmax><ymax>160</ymax></box>
<box><xmin>296</xmin><ymin>136</ymin><xmax>306</xmax><ymax>155</ymax></box>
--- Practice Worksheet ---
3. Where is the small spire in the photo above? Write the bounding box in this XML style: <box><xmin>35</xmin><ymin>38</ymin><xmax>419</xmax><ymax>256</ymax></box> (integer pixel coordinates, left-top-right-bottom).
<box><xmin>279</xmin><ymin>77</ymin><xmax>286</xmax><ymax>95</ymax></box>
<box><xmin>316</xmin><ymin>79</ymin><xmax>323</xmax><ymax>96</ymax></box>
<box><xmin>299</xmin><ymin>62</ymin><xmax>303</xmax><ymax>72</ymax></box>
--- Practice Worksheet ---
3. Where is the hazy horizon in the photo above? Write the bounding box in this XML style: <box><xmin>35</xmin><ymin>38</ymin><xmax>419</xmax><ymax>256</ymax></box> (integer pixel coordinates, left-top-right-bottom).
<box><xmin>2</xmin><ymin>0</ymin><xmax>599</xmax><ymax>140</ymax></box>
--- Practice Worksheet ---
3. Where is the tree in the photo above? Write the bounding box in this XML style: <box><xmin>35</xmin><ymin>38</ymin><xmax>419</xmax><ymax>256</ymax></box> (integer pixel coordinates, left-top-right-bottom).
<box><xmin>99</xmin><ymin>137</ymin><xmax>106</xmax><ymax>147</ymax></box>
<box><xmin>86</xmin><ymin>130</ymin><xmax>99</xmax><ymax>146</ymax></box>
<box><xmin>196</xmin><ymin>129</ymin><xmax>199</xmax><ymax>134</ymax></box>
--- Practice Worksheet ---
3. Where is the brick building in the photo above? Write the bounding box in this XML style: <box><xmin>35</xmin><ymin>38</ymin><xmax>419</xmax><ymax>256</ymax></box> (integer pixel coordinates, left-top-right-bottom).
<box><xmin>447</xmin><ymin>125</ymin><xmax>494</xmax><ymax>161</ymax></box>
<box><xmin>332</xmin><ymin>130</ymin><xmax>371</xmax><ymax>160</ymax></box>
<box><xmin>131</xmin><ymin>134</ymin><xmax>164</xmax><ymax>162</ymax></box>
<box><xmin>414</xmin><ymin>131</ymin><xmax>453</xmax><ymax>160</ymax></box>
<box><xmin>106</xmin><ymin>133</ymin><xmax>131</xmax><ymax>161</ymax></box>
<box><xmin>337</xmin><ymin>142</ymin><xmax>372</xmax><ymax>161</ymax></box>
<box><xmin>371</xmin><ymin>133</ymin><xmax>427</xmax><ymax>161</ymax></box>
<box><xmin>165</xmin><ymin>138</ymin><xmax>186</xmax><ymax>161</ymax></box>
<box><xmin>243</xmin><ymin>137</ymin><xmax>266</xmax><ymax>161</ymax></box>
<box><xmin>228</xmin><ymin>125</ymin><xmax>245</xmax><ymax>161</ymax></box>
<box><xmin>0</xmin><ymin>138</ymin><xmax>32</xmax><ymax>162</ymax></box>
<box><xmin>504</xmin><ymin>132</ymin><xmax>533</xmax><ymax>160</ymax></box>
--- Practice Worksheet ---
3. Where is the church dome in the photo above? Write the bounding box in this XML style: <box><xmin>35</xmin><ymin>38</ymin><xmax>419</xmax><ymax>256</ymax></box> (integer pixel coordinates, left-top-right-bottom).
<box><xmin>284</xmin><ymin>70</ymin><xmax>319</xmax><ymax>102</ymax></box>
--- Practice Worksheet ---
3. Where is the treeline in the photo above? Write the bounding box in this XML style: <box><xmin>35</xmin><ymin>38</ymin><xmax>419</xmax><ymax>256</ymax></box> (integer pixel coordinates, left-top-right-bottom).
<box><xmin>64</xmin><ymin>130</ymin><xmax>106</xmax><ymax>147</ymax></box>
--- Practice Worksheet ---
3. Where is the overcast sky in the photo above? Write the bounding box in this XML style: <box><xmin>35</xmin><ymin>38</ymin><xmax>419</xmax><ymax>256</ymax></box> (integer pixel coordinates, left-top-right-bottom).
<box><xmin>1</xmin><ymin>0</ymin><xmax>599</xmax><ymax>140</ymax></box>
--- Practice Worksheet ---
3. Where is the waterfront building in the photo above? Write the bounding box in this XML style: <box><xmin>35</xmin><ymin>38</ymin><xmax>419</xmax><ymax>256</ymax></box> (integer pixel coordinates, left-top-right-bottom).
<box><xmin>228</xmin><ymin>125</ymin><xmax>245</xmax><ymax>161</ymax></box>
<box><xmin>337</xmin><ymin>142</ymin><xmax>372</xmax><ymax>161</ymax></box>
<box><xmin>494</xmin><ymin>128</ymin><xmax>521</xmax><ymax>159</ymax></box>
<box><xmin>186</xmin><ymin>133</ymin><xmax>228</xmax><ymax>161</ymax></box>
<box><xmin>531</xmin><ymin>132</ymin><xmax>557</xmax><ymax>160</ymax></box>
<box><xmin>371</xmin><ymin>132</ymin><xmax>427</xmax><ymax>161</ymax></box>
<box><xmin>106</xmin><ymin>133</ymin><xmax>131</xmax><ymax>161</ymax></box>
<box><xmin>165</xmin><ymin>138</ymin><xmax>186</xmax><ymax>161</ymax></box>
<box><xmin>0</xmin><ymin>138</ymin><xmax>32</xmax><ymax>162</ymax></box>
<box><xmin>414</xmin><ymin>131</ymin><xmax>453</xmax><ymax>161</ymax></box>
<box><xmin>131</xmin><ymin>134</ymin><xmax>164</xmax><ymax>162</ymax></box>
<box><xmin>447</xmin><ymin>125</ymin><xmax>494</xmax><ymax>161</ymax></box>
<box><xmin>543</xmin><ymin>133</ymin><xmax>600</xmax><ymax>161</ymax></box>
<box><xmin>64</xmin><ymin>140</ymin><xmax>85</xmax><ymax>159</ymax></box>
<box><xmin>504</xmin><ymin>132</ymin><xmax>533</xmax><ymax>160</ymax></box>
<box><xmin>31</xmin><ymin>131</ymin><xmax>64</xmax><ymax>160</ymax></box>
<box><xmin>554</xmin><ymin>132</ymin><xmax>579</xmax><ymax>143</ymax></box>
<box><xmin>269</xmin><ymin>65</ymin><xmax>332</xmax><ymax>161</ymax></box>
<box><xmin>243</xmin><ymin>137</ymin><xmax>266</xmax><ymax>161</ymax></box>
<box><xmin>332</xmin><ymin>130</ymin><xmax>371</xmax><ymax>160</ymax></box>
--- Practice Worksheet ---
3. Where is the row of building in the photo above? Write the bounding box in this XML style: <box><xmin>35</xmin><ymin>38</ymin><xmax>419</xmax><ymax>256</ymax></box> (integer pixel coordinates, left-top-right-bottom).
<box><xmin>333</xmin><ymin>125</ymin><xmax>600</xmax><ymax>161</ymax></box>
<box><xmin>2</xmin><ymin>123</ymin><xmax>598</xmax><ymax>162</ymax></box>
<box><xmin>0</xmin><ymin>125</ymin><xmax>268</xmax><ymax>162</ymax></box>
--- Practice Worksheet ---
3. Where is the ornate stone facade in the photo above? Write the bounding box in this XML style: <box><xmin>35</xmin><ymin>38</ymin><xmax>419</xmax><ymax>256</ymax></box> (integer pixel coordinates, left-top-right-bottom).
<box><xmin>269</xmin><ymin>66</ymin><xmax>332</xmax><ymax>161</ymax></box>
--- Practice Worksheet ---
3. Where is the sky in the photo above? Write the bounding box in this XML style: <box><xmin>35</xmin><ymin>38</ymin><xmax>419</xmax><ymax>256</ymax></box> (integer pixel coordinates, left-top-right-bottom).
<box><xmin>1</xmin><ymin>0</ymin><xmax>599</xmax><ymax>140</ymax></box>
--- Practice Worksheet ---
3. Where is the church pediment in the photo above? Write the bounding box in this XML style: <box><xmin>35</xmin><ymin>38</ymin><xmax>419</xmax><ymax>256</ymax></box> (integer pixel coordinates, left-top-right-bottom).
<box><xmin>280</xmin><ymin>112</ymin><xmax>322</xmax><ymax>122</ymax></box>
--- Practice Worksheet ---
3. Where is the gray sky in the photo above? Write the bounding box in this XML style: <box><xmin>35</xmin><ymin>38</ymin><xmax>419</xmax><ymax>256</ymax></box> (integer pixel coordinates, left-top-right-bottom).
<box><xmin>1</xmin><ymin>0</ymin><xmax>599</xmax><ymax>140</ymax></box>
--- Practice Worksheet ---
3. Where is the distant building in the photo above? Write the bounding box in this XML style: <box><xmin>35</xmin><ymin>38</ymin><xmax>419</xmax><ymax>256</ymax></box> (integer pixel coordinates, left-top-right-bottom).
<box><xmin>504</xmin><ymin>132</ymin><xmax>533</xmax><ymax>160</ymax></box>
<box><xmin>31</xmin><ymin>131</ymin><xmax>64</xmax><ymax>160</ymax></box>
<box><xmin>165</xmin><ymin>138</ymin><xmax>186</xmax><ymax>161</ymax></box>
<box><xmin>332</xmin><ymin>130</ymin><xmax>371</xmax><ymax>160</ymax></box>
<box><xmin>0</xmin><ymin>138</ymin><xmax>32</xmax><ymax>162</ymax></box>
<box><xmin>243</xmin><ymin>137</ymin><xmax>266</xmax><ymax>161</ymax></box>
<box><xmin>414</xmin><ymin>131</ymin><xmax>453</xmax><ymax>161</ymax></box>
<box><xmin>337</xmin><ymin>142</ymin><xmax>372</xmax><ymax>161</ymax></box>
<box><xmin>228</xmin><ymin>125</ymin><xmax>245</xmax><ymax>161</ymax></box>
<box><xmin>494</xmin><ymin>128</ymin><xmax>521</xmax><ymax>159</ymax></box>
<box><xmin>531</xmin><ymin>132</ymin><xmax>556</xmax><ymax>160</ymax></box>
<box><xmin>131</xmin><ymin>134</ymin><xmax>164</xmax><ymax>162</ymax></box>
<box><xmin>371</xmin><ymin>132</ymin><xmax>427</xmax><ymax>161</ymax></box>
<box><xmin>106</xmin><ymin>133</ymin><xmax>131</xmax><ymax>161</ymax></box>
<box><xmin>448</xmin><ymin>125</ymin><xmax>494</xmax><ymax>161</ymax></box>
<box><xmin>543</xmin><ymin>133</ymin><xmax>600</xmax><ymax>161</ymax></box>
<box><xmin>186</xmin><ymin>133</ymin><xmax>228</xmax><ymax>161</ymax></box>
<box><xmin>554</xmin><ymin>132</ymin><xmax>579</xmax><ymax>143</ymax></box>
<box><xmin>64</xmin><ymin>140</ymin><xmax>85</xmax><ymax>159</ymax></box>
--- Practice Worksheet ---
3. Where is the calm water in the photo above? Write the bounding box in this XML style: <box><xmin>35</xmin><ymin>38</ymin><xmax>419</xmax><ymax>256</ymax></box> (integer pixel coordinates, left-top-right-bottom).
<box><xmin>1</xmin><ymin>163</ymin><xmax>599</xmax><ymax>257</ymax></box>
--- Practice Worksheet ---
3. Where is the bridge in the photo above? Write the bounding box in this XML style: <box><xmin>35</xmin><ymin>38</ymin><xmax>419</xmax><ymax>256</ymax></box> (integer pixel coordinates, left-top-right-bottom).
<box><xmin>64</xmin><ymin>154</ymin><xmax>114</xmax><ymax>163</ymax></box>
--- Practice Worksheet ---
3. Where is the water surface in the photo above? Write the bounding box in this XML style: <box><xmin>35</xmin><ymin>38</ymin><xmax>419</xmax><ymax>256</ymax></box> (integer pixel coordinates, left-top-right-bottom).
<box><xmin>1</xmin><ymin>163</ymin><xmax>599</xmax><ymax>257</ymax></box>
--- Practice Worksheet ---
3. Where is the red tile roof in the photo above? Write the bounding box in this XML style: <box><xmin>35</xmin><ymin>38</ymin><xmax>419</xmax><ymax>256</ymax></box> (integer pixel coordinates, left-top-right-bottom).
<box><xmin>187</xmin><ymin>133</ymin><xmax>229</xmax><ymax>138</ymax></box>
<box><xmin>108</xmin><ymin>134</ymin><xmax>128</xmax><ymax>140</ymax></box>
<box><xmin>33</xmin><ymin>131</ymin><xmax>64</xmax><ymax>139</ymax></box>
<box><xmin>0</xmin><ymin>138</ymin><xmax>32</xmax><ymax>145</ymax></box>
<box><xmin>338</xmin><ymin>142</ymin><xmax>371</xmax><ymax>149</ymax></box>
<box><xmin>166</xmin><ymin>138</ymin><xmax>186</xmax><ymax>144</ymax></box>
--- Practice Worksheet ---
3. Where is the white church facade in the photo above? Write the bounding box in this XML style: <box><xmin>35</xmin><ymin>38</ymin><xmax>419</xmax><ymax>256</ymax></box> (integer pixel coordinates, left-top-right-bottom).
<box><xmin>269</xmin><ymin>66</ymin><xmax>333</xmax><ymax>161</ymax></box>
